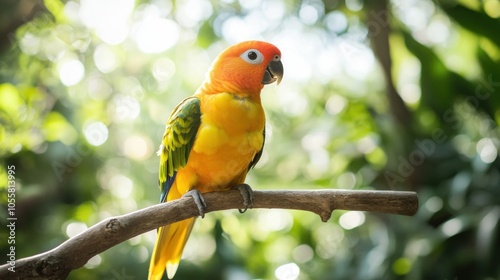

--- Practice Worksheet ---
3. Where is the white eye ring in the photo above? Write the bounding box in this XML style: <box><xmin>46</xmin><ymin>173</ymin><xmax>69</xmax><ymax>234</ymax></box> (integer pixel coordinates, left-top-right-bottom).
<box><xmin>240</xmin><ymin>49</ymin><xmax>264</xmax><ymax>65</ymax></box>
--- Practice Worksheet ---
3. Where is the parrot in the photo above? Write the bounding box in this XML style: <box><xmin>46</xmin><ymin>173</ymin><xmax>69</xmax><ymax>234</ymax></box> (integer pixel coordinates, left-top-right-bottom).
<box><xmin>148</xmin><ymin>40</ymin><xmax>283</xmax><ymax>280</ymax></box>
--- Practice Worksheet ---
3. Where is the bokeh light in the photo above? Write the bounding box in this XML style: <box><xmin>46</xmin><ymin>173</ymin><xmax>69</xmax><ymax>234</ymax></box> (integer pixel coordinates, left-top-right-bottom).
<box><xmin>65</xmin><ymin>221</ymin><xmax>88</xmax><ymax>238</ymax></box>
<box><xmin>339</xmin><ymin>211</ymin><xmax>366</xmax><ymax>230</ymax></box>
<box><xmin>274</xmin><ymin>262</ymin><xmax>300</xmax><ymax>280</ymax></box>
<box><xmin>58</xmin><ymin>58</ymin><xmax>85</xmax><ymax>86</ymax></box>
<box><xmin>79</xmin><ymin>0</ymin><xmax>134</xmax><ymax>44</ymax></box>
<box><xmin>84</xmin><ymin>121</ymin><xmax>109</xmax><ymax>146</ymax></box>
<box><xmin>133</xmin><ymin>16</ymin><xmax>180</xmax><ymax>53</ymax></box>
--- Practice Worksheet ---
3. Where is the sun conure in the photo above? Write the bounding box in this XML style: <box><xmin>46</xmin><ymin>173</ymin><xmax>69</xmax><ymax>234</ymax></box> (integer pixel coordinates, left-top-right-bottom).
<box><xmin>148</xmin><ymin>41</ymin><xmax>284</xmax><ymax>280</ymax></box>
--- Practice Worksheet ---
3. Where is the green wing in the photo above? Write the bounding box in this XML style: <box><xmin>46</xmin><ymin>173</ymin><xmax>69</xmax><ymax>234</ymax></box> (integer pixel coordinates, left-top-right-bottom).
<box><xmin>158</xmin><ymin>96</ymin><xmax>201</xmax><ymax>201</ymax></box>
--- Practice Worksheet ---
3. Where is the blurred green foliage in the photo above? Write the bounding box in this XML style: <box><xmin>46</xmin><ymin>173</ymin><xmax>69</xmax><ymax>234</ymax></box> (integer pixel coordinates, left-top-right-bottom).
<box><xmin>1</xmin><ymin>0</ymin><xmax>500</xmax><ymax>279</ymax></box>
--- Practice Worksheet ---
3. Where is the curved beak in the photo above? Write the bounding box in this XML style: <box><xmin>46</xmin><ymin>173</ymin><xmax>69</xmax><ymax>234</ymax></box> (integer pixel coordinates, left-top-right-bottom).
<box><xmin>262</xmin><ymin>59</ymin><xmax>284</xmax><ymax>85</ymax></box>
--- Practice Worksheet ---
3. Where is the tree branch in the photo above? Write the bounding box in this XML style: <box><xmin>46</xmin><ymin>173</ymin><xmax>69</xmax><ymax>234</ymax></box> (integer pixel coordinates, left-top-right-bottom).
<box><xmin>366</xmin><ymin>0</ymin><xmax>413</xmax><ymax>127</ymax></box>
<box><xmin>0</xmin><ymin>189</ymin><xmax>418</xmax><ymax>279</ymax></box>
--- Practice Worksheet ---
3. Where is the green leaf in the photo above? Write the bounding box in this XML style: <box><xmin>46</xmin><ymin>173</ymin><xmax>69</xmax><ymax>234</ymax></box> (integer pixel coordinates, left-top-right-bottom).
<box><xmin>0</xmin><ymin>83</ymin><xmax>24</xmax><ymax>116</ymax></box>
<box><xmin>44</xmin><ymin>0</ymin><xmax>66</xmax><ymax>23</ymax></box>
<box><xmin>42</xmin><ymin>111</ymin><xmax>78</xmax><ymax>145</ymax></box>
<box><xmin>440</xmin><ymin>3</ymin><xmax>500</xmax><ymax>48</ymax></box>
<box><xmin>477</xmin><ymin>44</ymin><xmax>500</xmax><ymax>83</ymax></box>
<box><xmin>402</xmin><ymin>31</ymin><xmax>454</xmax><ymax>115</ymax></box>
<box><xmin>197</xmin><ymin>20</ymin><xmax>217</xmax><ymax>48</ymax></box>
<box><xmin>476</xmin><ymin>45</ymin><xmax>500</xmax><ymax>118</ymax></box>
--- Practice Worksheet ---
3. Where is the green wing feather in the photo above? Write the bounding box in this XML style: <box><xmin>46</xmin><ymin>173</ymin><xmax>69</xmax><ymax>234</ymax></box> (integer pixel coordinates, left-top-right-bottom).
<box><xmin>158</xmin><ymin>97</ymin><xmax>201</xmax><ymax>197</ymax></box>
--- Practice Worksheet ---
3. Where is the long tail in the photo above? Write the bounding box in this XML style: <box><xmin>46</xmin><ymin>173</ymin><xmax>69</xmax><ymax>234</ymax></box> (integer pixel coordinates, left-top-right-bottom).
<box><xmin>148</xmin><ymin>218</ymin><xmax>196</xmax><ymax>280</ymax></box>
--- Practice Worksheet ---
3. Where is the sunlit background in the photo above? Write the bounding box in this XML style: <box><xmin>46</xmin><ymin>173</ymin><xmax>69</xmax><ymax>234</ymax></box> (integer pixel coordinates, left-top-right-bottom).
<box><xmin>1</xmin><ymin>0</ymin><xmax>500</xmax><ymax>279</ymax></box>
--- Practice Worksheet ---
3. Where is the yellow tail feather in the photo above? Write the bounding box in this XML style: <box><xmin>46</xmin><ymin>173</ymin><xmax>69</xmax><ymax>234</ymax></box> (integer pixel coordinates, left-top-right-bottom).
<box><xmin>148</xmin><ymin>218</ymin><xmax>196</xmax><ymax>280</ymax></box>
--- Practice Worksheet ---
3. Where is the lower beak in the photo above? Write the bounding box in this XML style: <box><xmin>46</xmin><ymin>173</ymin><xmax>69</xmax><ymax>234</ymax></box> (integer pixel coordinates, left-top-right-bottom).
<box><xmin>262</xmin><ymin>60</ymin><xmax>284</xmax><ymax>85</ymax></box>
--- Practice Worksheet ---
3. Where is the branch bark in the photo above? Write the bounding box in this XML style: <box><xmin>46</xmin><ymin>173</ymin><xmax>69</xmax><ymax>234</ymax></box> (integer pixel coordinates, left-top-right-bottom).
<box><xmin>0</xmin><ymin>189</ymin><xmax>418</xmax><ymax>280</ymax></box>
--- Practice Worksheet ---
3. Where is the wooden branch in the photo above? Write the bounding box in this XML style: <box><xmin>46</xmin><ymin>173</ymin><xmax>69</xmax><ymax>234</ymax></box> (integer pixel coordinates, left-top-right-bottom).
<box><xmin>0</xmin><ymin>189</ymin><xmax>418</xmax><ymax>279</ymax></box>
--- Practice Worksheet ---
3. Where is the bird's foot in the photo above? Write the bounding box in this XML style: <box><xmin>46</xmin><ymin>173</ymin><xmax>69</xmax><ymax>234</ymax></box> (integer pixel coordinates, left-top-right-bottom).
<box><xmin>184</xmin><ymin>189</ymin><xmax>207</xmax><ymax>218</ymax></box>
<box><xmin>234</xmin><ymin>184</ymin><xmax>254</xmax><ymax>213</ymax></box>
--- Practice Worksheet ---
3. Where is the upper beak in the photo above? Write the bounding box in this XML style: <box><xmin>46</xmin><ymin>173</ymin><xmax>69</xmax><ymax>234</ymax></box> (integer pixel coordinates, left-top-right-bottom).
<box><xmin>262</xmin><ymin>59</ymin><xmax>284</xmax><ymax>85</ymax></box>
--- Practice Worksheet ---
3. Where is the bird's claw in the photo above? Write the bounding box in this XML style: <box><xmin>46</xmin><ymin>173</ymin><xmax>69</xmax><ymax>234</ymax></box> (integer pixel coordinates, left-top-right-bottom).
<box><xmin>184</xmin><ymin>189</ymin><xmax>207</xmax><ymax>218</ymax></box>
<box><xmin>235</xmin><ymin>184</ymin><xmax>254</xmax><ymax>213</ymax></box>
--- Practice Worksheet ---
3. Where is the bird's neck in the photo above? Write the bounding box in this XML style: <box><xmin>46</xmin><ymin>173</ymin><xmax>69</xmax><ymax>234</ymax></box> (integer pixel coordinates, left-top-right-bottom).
<box><xmin>197</xmin><ymin>76</ymin><xmax>263</xmax><ymax>102</ymax></box>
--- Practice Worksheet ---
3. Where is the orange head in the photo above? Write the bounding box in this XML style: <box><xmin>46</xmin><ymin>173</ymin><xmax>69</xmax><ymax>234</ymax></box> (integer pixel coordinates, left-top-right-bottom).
<box><xmin>200</xmin><ymin>40</ymin><xmax>284</xmax><ymax>96</ymax></box>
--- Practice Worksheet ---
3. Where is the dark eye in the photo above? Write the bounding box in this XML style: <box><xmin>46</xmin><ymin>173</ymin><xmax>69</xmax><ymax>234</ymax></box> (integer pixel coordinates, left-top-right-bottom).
<box><xmin>240</xmin><ymin>49</ymin><xmax>264</xmax><ymax>64</ymax></box>
<box><xmin>248</xmin><ymin>51</ymin><xmax>258</xmax><ymax>60</ymax></box>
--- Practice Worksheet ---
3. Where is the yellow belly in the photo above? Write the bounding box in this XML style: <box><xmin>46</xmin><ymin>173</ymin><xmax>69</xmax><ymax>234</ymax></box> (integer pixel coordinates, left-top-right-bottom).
<box><xmin>172</xmin><ymin>92</ymin><xmax>265</xmax><ymax>196</ymax></box>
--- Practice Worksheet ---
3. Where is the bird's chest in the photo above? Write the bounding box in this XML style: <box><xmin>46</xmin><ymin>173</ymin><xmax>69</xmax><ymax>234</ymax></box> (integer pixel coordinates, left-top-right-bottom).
<box><xmin>189</xmin><ymin>93</ymin><xmax>265</xmax><ymax>187</ymax></box>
